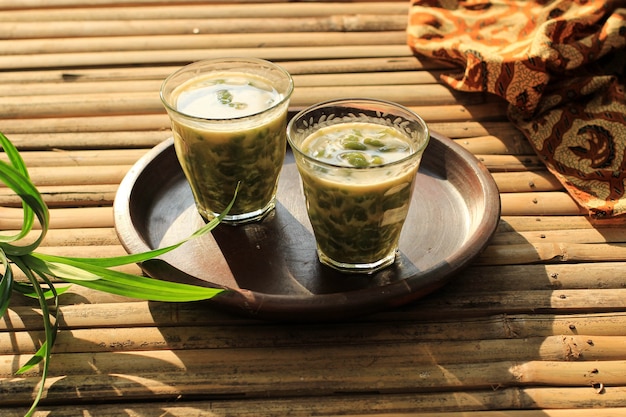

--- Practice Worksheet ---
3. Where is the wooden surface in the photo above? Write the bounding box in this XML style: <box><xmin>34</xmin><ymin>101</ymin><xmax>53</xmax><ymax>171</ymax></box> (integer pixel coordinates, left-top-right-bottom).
<box><xmin>2</xmin><ymin>1</ymin><xmax>626</xmax><ymax>416</ymax></box>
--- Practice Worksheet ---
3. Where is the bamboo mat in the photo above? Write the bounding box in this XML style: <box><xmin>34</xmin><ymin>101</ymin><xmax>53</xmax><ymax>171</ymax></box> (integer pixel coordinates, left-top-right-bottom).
<box><xmin>2</xmin><ymin>1</ymin><xmax>626</xmax><ymax>416</ymax></box>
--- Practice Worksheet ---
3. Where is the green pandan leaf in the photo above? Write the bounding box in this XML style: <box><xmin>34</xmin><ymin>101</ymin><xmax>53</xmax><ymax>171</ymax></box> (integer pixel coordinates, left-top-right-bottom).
<box><xmin>44</xmin><ymin>196</ymin><xmax>230</xmax><ymax>269</ymax></box>
<box><xmin>0</xmin><ymin>131</ymin><xmax>238</xmax><ymax>417</ymax></box>
<box><xmin>12</xmin><ymin>281</ymin><xmax>71</xmax><ymax>299</ymax></box>
<box><xmin>0</xmin><ymin>251</ymin><xmax>13</xmax><ymax>319</ymax></box>
<box><xmin>11</xmin><ymin>257</ymin><xmax>59</xmax><ymax>417</ymax></box>
<box><xmin>24</xmin><ymin>254</ymin><xmax>223</xmax><ymax>301</ymax></box>
<box><xmin>0</xmin><ymin>133</ymin><xmax>47</xmax><ymax>248</ymax></box>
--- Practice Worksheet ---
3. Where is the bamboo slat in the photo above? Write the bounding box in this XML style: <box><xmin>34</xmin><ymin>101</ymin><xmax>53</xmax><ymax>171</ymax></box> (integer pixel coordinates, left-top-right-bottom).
<box><xmin>0</xmin><ymin>44</ymin><xmax>414</xmax><ymax>70</ymax></box>
<box><xmin>492</xmin><ymin>227</ymin><xmax>626</xmax><ymax>245</ymax></box>
<box><xmin>4</xmin><ymin>335</ymin><xmax>626</xmax><ymax>378</ymax></box>
<box><xmin>0</xmin><ymin>114</ymin><xmax>170</xmax><ymax>134</ymax></box>
<box><xmin>4</xmin><ymin>401</ymin><xmax>626</xmax><ymax>417</ymax></box>
<box><xmin>0</xmin><ymin>66</ymin><xmax>180</xmax><ymax>83</ymax></box>
<box><xmin>0</xmin><ymin>71</ymin><xmax>441</xmax><ymax>98</ymax></box>
<box><xmin>1</xmin><ymin>92</ymin><xmax>164</xmax><ymax>118</ymax></box>
<box><xmin>429</xmin><ymin>121</ymin><xmax>523</xmax><ymax>140</ymax></box>
<box><xmin>0</xmin><ymin>57</ymin><xmax>446</xmax><ymax>84</ymax></box>
<box><xmin>0</xmin><ymin>131</ymin><xmax>169</xmax><ymax>150</ymax></box>
<box><xmin>453</xmin><ymin>262</ymin><xmax>626</xmax><ymax>292</ymax></box>
<box><xmin>0</xmin><ymin>184</ymin><xmax>117</xmax><ymax>207</ymax></box>
<box><xmin>454</xmin><ymin>134</ymin><xmax>536</xmax><ymax>155</ymax></box>
<box><xmin>499</xmin><ymin>215</ymin><xmax>626</xmax><ymax>232</ymax></box>
<box><xmin>293</xmin><ymin>84</ymin><xmax>483</xmax><ymax>107</ymax></box>
<box><xmin>477</xmin><ymin>155</ymin><xmax>547</xmax><ymax>171</ymax></box>
<box><xmin>0</xmin><ymin>206</ymin><xmax>113</xmax><ymax>229</ymax></box>
<box><xmin>296</xmin><ymin>71</ymin><xmax>444</xmax><ymax>87</ymax></box>
<box><xmin>3</xmin><ymin>227</ymin><xmax>119</xmax><ymax>247</ymax></box>
<box><xmin>0</xmin><ymin>79</ymin><xmax>163</xmax><ymax>96</ymax></box>
<box><xmin>477</xmin><ymin>242</ymin><xmax>626</xmax><ymax>265</ymax></box>
<box><xmin>492</xmin><ymin>171</ymin><xmax>562</xmax><ymax>192</ymax></box>
<box><xmin>6</xmin><ymin>310</ymin><xmax>626</xmax><ymax>362</ymax></box>
<box><xmin>0</xmin><ymin>165</ymin><xmax>131</xmax><ymax>186</ymax></box>
<box><xmin>2</xmin><ymin>359</ymin><xmax>625</xmax><ymax>406</ymax></box>
<box><xmin>0</xmin><ymin>148</ymin><xmax>147</xmax><ymax>167</ymax></box>
<box><xmin>0</xmin><ymin>32</ymin><xmax>407</xmax><ymax>55</ymax></box>
<box><xmin>500</xmin><ymin>192</ymin><xmax>585</xmax><ymax>216</ymax></box>
<box><xmin>2</xmin><ymin>15</ymin><xmax>408</xmax><ymax>40</ymax></box>
<box><xmin>0</xmin><ymin>2</ymin><xmax>409</xmax><ymax>21</ymax></box>
<box><xmin>275</xmin><ymin>54</ymin><xmax>461</xmax><ymax>73</ymax></box>
<box><xmin>3</xmin><ymin>323</ymin><xmax>462</xmax><ymax>355</ymax></box>
<box><xmin>7</xmin><ymin>293</ymin><xmax>626</xmax><ymax>335</ymax></box>
<box><xmin>414</xmin><ymin>288</ymin><xmax>626</xmax><ymax>317</ymax></box>
<box><xmin>0</xmin><ymin>0</ymin><xmax>403</xmax><ymax>8</ymax></box>
<box><xmin>6</xmin><ymin>287</ymin><xmax>625</xmax><ymax>340</ymax></box>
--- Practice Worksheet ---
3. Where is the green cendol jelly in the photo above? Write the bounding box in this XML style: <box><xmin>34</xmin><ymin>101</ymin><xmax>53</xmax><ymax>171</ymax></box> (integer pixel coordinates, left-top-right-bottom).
<box><xmin>299</xmin><ymin>122</ymin><xmax>419</xmax><ymax>265</ymax></box>
<box><xmin>169</xmin><ymin>72</ymin><xmax>288</xmax><ymax>219</ymax></box>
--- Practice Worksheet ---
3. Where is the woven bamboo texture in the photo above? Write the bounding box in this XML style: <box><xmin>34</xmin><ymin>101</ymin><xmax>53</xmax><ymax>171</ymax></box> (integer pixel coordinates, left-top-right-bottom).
<box><xmin>1</xmin><ymin>1</ymin><xmax>626</xmax><ymax>416</ymax></box>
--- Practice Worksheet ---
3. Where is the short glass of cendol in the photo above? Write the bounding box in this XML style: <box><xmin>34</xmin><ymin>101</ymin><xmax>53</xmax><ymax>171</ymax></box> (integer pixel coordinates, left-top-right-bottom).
<box><xmin>160</xmin><ymin>58</ymin><xmax>294</xmax><ymax>224</ymax></box>
<box><xmin>287</xmin><ymin>98</ymin><xmax>430</xmax><ymax>274</ymax></box>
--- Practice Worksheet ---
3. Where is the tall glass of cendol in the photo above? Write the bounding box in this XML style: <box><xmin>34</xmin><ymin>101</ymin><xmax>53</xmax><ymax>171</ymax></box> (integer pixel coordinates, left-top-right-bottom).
<box><xmin>287</xmin><ymin>98</ymin><xmax>430</xmax><ymax>274</ymax></box>
<box><xmin>160</xmin><ymin>58</ymin><xmax>294</xmax><ymax>224</ymax></box>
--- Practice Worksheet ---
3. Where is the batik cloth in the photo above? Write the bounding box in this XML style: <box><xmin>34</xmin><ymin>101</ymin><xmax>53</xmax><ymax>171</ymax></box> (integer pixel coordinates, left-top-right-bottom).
<box><xmin>407</xmin><ymin>0</ymin><xmax>626</xmax><ymax>217</ymax></box>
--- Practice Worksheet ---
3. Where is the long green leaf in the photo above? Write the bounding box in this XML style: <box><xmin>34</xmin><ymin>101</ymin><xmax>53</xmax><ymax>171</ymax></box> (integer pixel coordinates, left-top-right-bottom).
<box><xmin>0</xmin><ymin>250</ymin><xmax>13</xmax><ymax>319</ymax></box>
<box><xmin>12</xmin><ymin>265</ymin><xmax>59</xmax><ymax>373</ymax></box>
<box><xmin>42</xmin><ymin>183</ymin><xmax>238</xmax><ymax>268</ymax></box>
<box><xmin>0</xmin><ymin>132</ymin><xmax>30</xmax><ymax>177</ymax></box>
<box><xmin>22</xmin><ymin>256</ymin><xmax>103</xmax><ymax>281</ymax></box>
<box><xmin>12</xmin><ymin>258</ymin><xmax>58</xmax><ymax>417</ymax></box>
<box><xmin>23</xmin><ymin>254</ymin><xmax>223</xmax><ymax>301</ymax></box>
<box><xmin>43</xmin><ymin>217</ymin><xmax>220</xmax><ymax>268</ymax></box>
<box><xmin>0</xmin><ymin>133</ymin><xmax>41</xmax><ymax>245</ymax></box>
<box><xmin>0</xmin><ymin>160</ymin><xmax>48</xmax><ymax>253</ymax></box>
<box><xmin>63</xmin><ymin>275</ymin><xmax>223</xmax><ymax>301</ymax></box>
<box><xmin>12</xmin><ymin>281</ymin><xmax>72</xmax><ymax>299</ymax></box>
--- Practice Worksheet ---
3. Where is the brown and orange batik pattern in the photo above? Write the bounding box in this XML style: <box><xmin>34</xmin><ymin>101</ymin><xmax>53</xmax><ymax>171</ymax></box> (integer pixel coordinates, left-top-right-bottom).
<box><xmin>407</xmin><ymin>0</ymin><xmax>626</xmax><ymax>217</ymax></box>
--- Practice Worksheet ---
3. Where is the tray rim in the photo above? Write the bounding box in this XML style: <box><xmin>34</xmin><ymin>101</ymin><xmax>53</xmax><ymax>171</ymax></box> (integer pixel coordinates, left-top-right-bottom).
<box><xmin>113</xmin><ymin>131</ymin><xmax>501</xmax><ymax>321</ymax></box>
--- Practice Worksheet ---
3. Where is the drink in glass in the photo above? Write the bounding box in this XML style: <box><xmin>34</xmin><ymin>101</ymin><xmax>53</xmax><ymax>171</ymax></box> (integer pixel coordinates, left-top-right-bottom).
<box><xmin>287</xmin><ymin>99</ymin><xmax>430</xmax><ymax>273</ymax></box>
<box><xmin>160</xmin><ymin>58</ymin><xmax>294</xmax><ymax>224</ymax></box>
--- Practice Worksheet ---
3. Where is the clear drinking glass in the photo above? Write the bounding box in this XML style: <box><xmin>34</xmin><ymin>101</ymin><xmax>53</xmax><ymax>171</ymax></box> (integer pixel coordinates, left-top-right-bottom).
<box><xmin>287</xmin><ymin>98</ymin><xmax>430</xmax><ymax>274</ymax></box>
<box><xmin>160</xmin><ymin>58</ymin><xmax>294</xmax><ymax>224</ymax></box>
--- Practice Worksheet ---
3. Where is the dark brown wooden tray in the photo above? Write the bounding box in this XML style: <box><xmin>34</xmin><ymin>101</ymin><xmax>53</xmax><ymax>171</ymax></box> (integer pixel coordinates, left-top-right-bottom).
<box><xmin>114</xmin><ymin>132</ymin><xmax>500</xmax><ymax>321</ymax></box>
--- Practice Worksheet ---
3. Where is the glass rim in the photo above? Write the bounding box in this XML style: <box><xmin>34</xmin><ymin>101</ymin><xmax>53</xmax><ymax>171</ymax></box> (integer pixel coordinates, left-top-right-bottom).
<box><xmin>287</xmin><ymin>97</ymin><xmax>430</xmax><ymax>170</ymax></box>
<box><xmin>160</xmin><ymin>57</ymin><xmax>294</xmax><ymax>122</ymax></box>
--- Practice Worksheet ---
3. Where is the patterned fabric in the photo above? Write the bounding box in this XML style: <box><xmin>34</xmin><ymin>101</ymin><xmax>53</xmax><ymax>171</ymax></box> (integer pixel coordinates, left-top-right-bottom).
<box><xmin>407</xmin><ymin>0</ymin><xmax>626</xmax><ymax>217</ymax></box>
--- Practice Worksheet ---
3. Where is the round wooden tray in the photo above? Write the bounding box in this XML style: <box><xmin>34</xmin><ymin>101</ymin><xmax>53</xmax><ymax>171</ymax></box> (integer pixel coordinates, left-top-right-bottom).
<box><xmin>114</xmin><ymin>132</ymin><xmax>500</xmax><ymax>321</ymax></box>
